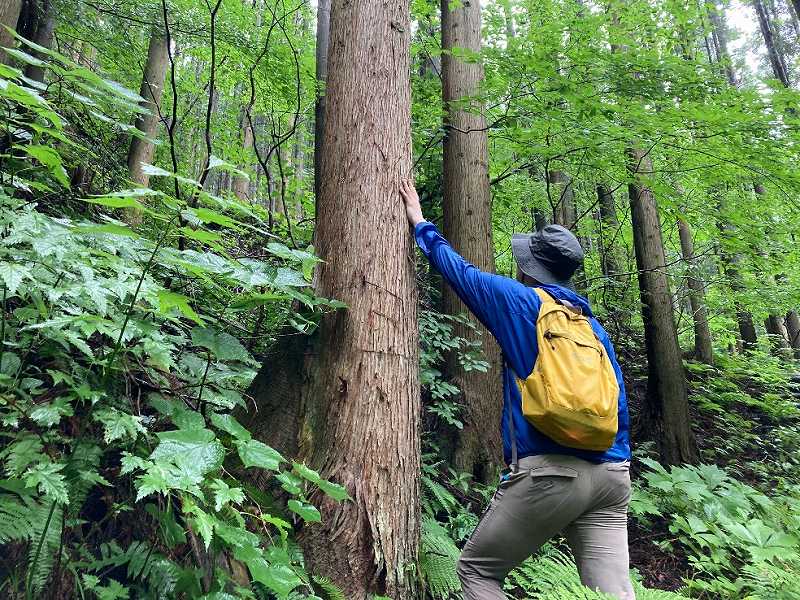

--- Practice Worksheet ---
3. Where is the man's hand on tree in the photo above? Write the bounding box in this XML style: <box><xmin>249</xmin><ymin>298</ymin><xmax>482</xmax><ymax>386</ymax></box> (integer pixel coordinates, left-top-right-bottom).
<box><xmin>399</xmin><ymin>179</ymin><xmax>425</xmax><ymax>227</ymax></box>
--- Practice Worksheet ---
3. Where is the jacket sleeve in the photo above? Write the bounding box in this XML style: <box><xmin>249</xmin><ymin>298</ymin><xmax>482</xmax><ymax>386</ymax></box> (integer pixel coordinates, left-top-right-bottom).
<box><xmin>414</xmin><ymin>221</ymin><xmax>540</xmax><ymax>369</ymax></box>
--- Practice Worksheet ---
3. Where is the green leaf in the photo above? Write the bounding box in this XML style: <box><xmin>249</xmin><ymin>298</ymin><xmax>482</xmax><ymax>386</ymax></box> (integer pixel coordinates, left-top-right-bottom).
<box><xmin>76</xmin><ymin>223</ymin><xmax>140</xmax><ymax>238</ymax></box>
<box><xmin>191</xmin><ymin>326</ymin><xmax>250</xmax><ymax>362</ymax></box>
<box><xmin>3</xmin><ymin>435</ymin><xmax>44</xmax><ymax>475</ymax></box>
<box><xmin>210</xmin><ymin>478</ymin><xmax>245</xmax><ymax>512</ymax></box>
<box><xmin>150</xmin><ymin>428</ymin><xmax>225</xmax><ymax>478</ymax></box>
<box><xmin>24</xmin><ymin>462</ymin><xmax>69</xmax><ymax>504</ymax></box>
<box><xmin>244</xmin><ymin>556</ymin><xmax>302</xmax><ymax>598</ymax></box>
<box><xmin>288</xmin><ymin>499</ymin><xmax>321</xmax><ymax>523</ymax></box>
<box><xmin>0</xmin><ymin>263</ymin><xmax>29</xmax><ymax>294</ymax></box>
<box><xmin>93</xmin><ymin>408</ymin><xmax>146</xmax><ymax>443</ymax></box>
<box><xmin>157</xmin><ymin>290</ymin><xmax>204</xmax><ymax>324</ymax></box>
<box><xmin>0</xmin><ymin>351</ymin><xmax>21</xmax><ymax>376</ymax></box>
<box><xmin>30</xmin><ymin>397</ymin><xmax>73</xmax><ymax>428</ymax></box>
<box><xmin>22</xmin><ymin>144</ymin><xmax>70</xmax><ymax>188</ymax></box>
<box><xmin>209</xmin><ymin>413</ymin><xmax>251</xmax><ymax>441</ymax></box>
<box><xmin>84</xmin><ymin>195</ymin><xmax>146</xmax><ymax>210</ymax></box>
<box><xmin>235</xmin><ymin>439</ymin><xmax>284</xmax><ymax>471</ymax></box>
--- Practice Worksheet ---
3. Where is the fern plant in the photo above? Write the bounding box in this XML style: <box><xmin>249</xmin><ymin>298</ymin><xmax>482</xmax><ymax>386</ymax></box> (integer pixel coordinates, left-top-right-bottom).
<box><xmin>419</xmin><ymin>516</ymin><xmax>461</xmax><ymax>600</ymax></box>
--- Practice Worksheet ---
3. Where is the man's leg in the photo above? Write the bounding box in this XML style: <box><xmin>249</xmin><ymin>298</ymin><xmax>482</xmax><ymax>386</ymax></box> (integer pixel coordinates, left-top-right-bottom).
<box><xmin>457</xmin><ymin>456</ymin><xmax>591</xmax><ymax>600</ymax></box>
<box><xmin>564</xmin><ymin>461</ymin><xmax>635</xmax><ymax>600</ymax></box>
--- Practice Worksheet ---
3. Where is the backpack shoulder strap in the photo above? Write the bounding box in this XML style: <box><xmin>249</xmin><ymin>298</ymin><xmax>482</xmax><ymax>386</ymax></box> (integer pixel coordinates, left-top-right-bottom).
<box><xmin>533</xmin><ymin>287</ymin><xmax>555</xmax><ymax>304</ymax></box>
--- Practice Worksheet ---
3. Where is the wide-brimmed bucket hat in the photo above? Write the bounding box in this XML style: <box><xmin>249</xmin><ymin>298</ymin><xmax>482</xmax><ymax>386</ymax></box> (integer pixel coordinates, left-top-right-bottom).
<box><xmin>511</xmin><ymin>224</ymin><xmax>584</xmax><ymax>290</ymax></box>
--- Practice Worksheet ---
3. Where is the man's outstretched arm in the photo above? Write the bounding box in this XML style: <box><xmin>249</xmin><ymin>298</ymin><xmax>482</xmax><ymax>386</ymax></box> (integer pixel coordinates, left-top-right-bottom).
<box><xmin>399</xmin><ymin>180</ymin><xmax>535</xmax><ymax>342</ymax></box>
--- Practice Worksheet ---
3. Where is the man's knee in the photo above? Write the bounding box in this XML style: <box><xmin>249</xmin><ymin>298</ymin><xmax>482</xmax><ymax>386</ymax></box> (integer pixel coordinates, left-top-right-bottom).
<box><xmin>456</xmin><ymin>552</ymin><xmax>475</xmax><ymax>585</ymax></box>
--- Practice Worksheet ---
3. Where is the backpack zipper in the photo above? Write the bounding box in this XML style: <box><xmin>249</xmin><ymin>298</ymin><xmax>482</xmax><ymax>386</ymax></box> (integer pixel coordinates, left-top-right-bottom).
<box><xmin>544</xmin><ymin>330</ymin><xmax>603</xmax><ymax>356</ymax></box>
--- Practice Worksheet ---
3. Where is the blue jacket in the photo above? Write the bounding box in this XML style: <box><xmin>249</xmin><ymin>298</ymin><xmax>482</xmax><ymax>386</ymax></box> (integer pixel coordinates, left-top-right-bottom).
<box><xmin>415</xmin><ymin>221</ymin><xmax>631</xmax><ymax>464</ymax></box>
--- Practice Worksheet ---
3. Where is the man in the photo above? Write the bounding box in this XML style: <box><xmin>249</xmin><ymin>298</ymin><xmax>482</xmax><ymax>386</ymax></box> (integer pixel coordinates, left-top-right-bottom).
<box><xmin>399</xmin><ymin>180</ymin><xmax>634</xmax><ymax>600</ymax></box>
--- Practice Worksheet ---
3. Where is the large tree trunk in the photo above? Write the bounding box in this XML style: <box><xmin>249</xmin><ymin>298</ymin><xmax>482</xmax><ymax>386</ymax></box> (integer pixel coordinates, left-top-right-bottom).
<box><xmin>0</xmin><ymin>0</ymin><xmax>22</xmax><ymax>64</ymax></box>
<box><xmin>754</xmin><ymin>0</ymin><xmax>791</xmax><ymax>86</ymax></box>
<box><xmin>248</xmin><ymin>1</ymin><xmax>420</xmax><ymax>597</ymax></box>
<box><xmin>764</xmin><ymin>314</ymin><xmax>790</xmax><ymax>354</ymax></box>
<box><xmin>22</xmin><ymin>0</ymin><xmax>54</xmax><ymax>83</ymax></box>
<box><xmin>627</xmin><ymin>147</ymin><xmax>697</xmax><ymax>465</ymax></box>
<box><xmin>785</xmin><ymin>310</ymin><xmax>800</xmax><ymax>358</ymax></box>
<box><xmin>313</xmin><ymin>0</ymin><xmax>330</xmax><ymax>202</ymax></box>
<box><xmin>126</xmin><ymin>29</ymin><xmax>169</xmax><ymax>190</ymax></box>
<box><xmin>678</xmin><ymin>218</ymin><xmax>714</xmax><ymax>365</ymax></box>
<box><xmin>441</xmin><ymin>0</ymin><xmax>503</xmax><ymax>483</ymax></box>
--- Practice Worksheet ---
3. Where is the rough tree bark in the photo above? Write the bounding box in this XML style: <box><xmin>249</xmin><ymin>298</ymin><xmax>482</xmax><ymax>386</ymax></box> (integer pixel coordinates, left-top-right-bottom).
<box><xmin>22</xmin><ymin>0</ymin><xmax>54</xmax><ymax>83</ymax></box>
<box><xmin>313</xmin><ymin>0</ymin><xmax>330</xmax><ymax>201</ymax></box>
<box><xmin>785</xmin><ymin>310</ymin><xmax>800</xmax><ymax>358</ymax></box>
<box><xmin>126</xmin><ymin>29</ymin><xmax>169</xmax><ymax>190</ymax></box>
<box><xmin>441</xmin><ymin>0</ymin><xmax>503</xmax><ymax>483</ymax></box>
<box><xmin>0</xmin><ymin>0</ymin><xmax>22</xmax><ymax>64</ymax></box>
<box><xmin>678</xmin><ymin>218</ymin><xmax>714</xmax><ymax>365</ymax></box>
<box><xmin>245</xmin><ymin>1</ymin><xmax>420</xmax><ymax>596</ymax></box>
<box><xmin>627</xmin><ymin>147</ymin><xmax>697</xmax><ymax>465</ymax></box>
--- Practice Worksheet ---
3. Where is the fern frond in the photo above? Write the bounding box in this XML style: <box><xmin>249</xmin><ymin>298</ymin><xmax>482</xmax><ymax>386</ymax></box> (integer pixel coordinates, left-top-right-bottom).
<box><xmin>419</xmin><ymin>516</ymin><xmax>461</xmax><ymax>599</ymax></box>
<box><xmin>312</xmin><ymin>574</ymin><xmax>346</xmax><ymax>600</ymax></box>
<box><xmin>0</xmin><ymin>494</ymin><xmax>38</xmax><ymax>543</ymax></box>
<box><xmin>26</xmin><ymin>501</ymin><xmax>63</xmax><ymax>594</ymax></box>
<box><xmin>421</xmin><ymin>475</ymin><xmax>457</xmax><ymax>516</ymax></box>
<box><xmin>506</xmin><ymin>545</ymin><xmax>687</xmax><ymax>600</ymax></box>
<box><xmin>738</xmin><ymin>562</ymin><xmax>800</xmax><ymax>600</ymax></box>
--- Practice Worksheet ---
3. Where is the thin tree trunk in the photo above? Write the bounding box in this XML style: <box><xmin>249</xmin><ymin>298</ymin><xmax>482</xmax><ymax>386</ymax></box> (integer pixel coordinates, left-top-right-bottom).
<box><xmin>709</xmin><ymin>7</ymin><xmax>760</xmax><ymax>351</ymax></box>
<box><xmin>313</xmin><ymin>0</ymin><xmax>330</xmax><ymax>202</ymax></box>
<box><xmin>0</xmin><ymin>0</ymin><xmax>22</xmax><ymax>64</ymax></box>
<box><xmin>246</xmin><ymin>1</ymin><xmax>421</xmax><ymax>596</ymax></box>
<box><xmin>231</xmin><ymin>110</ymin><xmax>253</xmax><ymax>201</ymax></box>
<box><xmin>678</xmin><ymin>218</ymin><xmax>714</xmax><ymax>364</ymax></box>
<box><xmin>548</xmin><ymin>169</ymin><xmax>576</xmax><ymax>228</ymax></box>
<box><xmin>707</xmin><ymin>2</ymin><xmax>738</xmax><ymax>84</ymax></box>
<box><xmin>627</xmin><ymin>147</ymin><xmax>697</xmax><ymax>465</ymax></box>
<box><xmin>126</xmin><ymin>29</ymin><xmax>169</xmax><ymax>190</ymax></box>
<box><xmin>291</xmin><ymin>120</ymin><xmax>307</xmax><ymax>219</ymax></box>
<box><xmin>441</xmin><ymin>0</ymin><xmax>503</xmax><ymax>483</ymax></box>
<box><xmin>23</xmin><ymin>0</ymin><xmax>54</xmax><ymax>83</ymax></box>
<box><xmin>597</xmin><ymin>184</ymin><xmax>621</xmax><ymax>280</ymax></box>
<box><xmin>754</xmin><ymin>0</ymin><xmax>791</xmax><ymax>86</ymax></box>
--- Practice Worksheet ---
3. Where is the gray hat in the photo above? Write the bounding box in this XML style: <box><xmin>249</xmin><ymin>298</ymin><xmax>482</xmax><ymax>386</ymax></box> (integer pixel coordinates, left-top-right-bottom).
<box><xmin>511</xmin><ymin>225</ymin><xmax>584</xmax><ymax>290</ymax></box>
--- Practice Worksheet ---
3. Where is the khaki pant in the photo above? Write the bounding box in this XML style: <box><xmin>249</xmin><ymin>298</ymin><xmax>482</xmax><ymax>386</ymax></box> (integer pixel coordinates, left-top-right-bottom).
<box><xmin>457</xmin><ymin>454</ymin><xmax>635</xmax><ymax>600</ymax></box>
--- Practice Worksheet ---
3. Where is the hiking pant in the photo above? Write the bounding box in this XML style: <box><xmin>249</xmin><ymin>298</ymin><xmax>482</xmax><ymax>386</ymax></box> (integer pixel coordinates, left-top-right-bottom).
<box><xmin>457</xmin><ymin>454</ymin><xmax>635</xmax><ymax>600</ymax></box>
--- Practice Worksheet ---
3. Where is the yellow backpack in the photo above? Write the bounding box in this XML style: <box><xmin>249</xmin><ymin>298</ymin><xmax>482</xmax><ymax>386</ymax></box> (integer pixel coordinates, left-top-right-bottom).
<box><xmin>515</xmin><ymin>288</ymin><xmax>619</xmax><ymax>451</ymax></box>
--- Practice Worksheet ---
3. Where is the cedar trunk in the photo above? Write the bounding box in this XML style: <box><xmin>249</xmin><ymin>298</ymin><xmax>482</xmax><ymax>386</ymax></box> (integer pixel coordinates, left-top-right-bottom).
<box><xmin>127</xmin><ymin>30</ymin><xmax>169</xmax><ymax>189</ymax></box>
<box><xmin>441</xmin><ymin>0</ymin><xmax>503</xmax><ymax>482</ymax></box>
<box><xmin>23</xmin><ymin>0</ymin><xmax>54</xmax><ymax>83</ymax></box>
<box><xmin>627</xmin><ymin>148</ymin><xmax>697</xmax><ymax>465</ymax></box>
<box><xmin>785</xmin><ymin>310</ymin><xmax>800</xmax><ymax>358</ymax></box>
<box><xmin>764</xmin><ymin>315</ymin><xmax>790</xmax><ymax>354</ymax></box>
<box><xmin>0</xmin><ymin>0</ymin><xmax>22</xmax><ymax>64</ymax></box>
<box><xmin>678</xmin><ymin>218</ymin><xmax>714</xmax><ymax>365</ymax></box>
<box><xmin>248</xmin><ymin>1</ymin><xmax>420</xmax><ymax>596</ymax></box>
